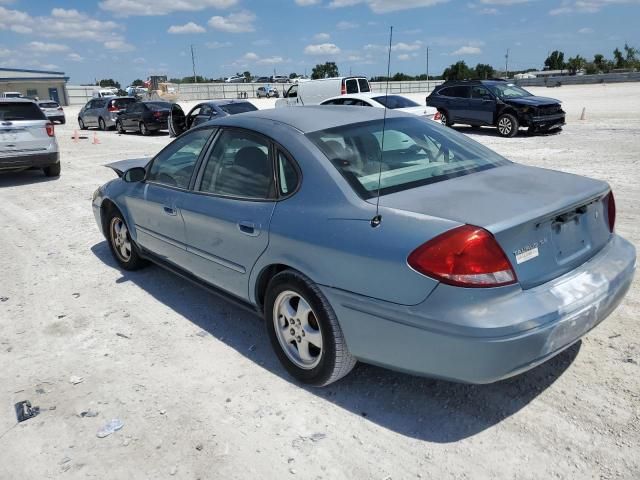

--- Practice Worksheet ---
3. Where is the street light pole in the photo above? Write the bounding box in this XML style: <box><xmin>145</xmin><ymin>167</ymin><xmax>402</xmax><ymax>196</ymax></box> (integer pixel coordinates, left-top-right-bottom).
<box><xmin>191</xmin><ymin>44</ymin><xmax>198</xmax><ymax>83</ymax></box>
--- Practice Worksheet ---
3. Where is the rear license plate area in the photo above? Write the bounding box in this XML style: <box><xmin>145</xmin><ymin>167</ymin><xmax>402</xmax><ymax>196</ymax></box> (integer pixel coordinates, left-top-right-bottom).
<box><xmin>552</xmin><ymin>217</ymin><xmax>589</xmax><ymax>264</ymax></box>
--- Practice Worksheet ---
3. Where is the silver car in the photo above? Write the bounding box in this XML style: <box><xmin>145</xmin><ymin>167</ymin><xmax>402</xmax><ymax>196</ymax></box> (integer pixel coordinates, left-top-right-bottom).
<box><xmin>0</xmin><ymin>98</ymin><xmax>60</xmax><ymax>177</ymax></box>
<box><xmin>37</xmin><ymin>100</ymin><xmax>66</xmax><ymax>124</ymax></box>
<box><xmin>78</xmin><ymin>96</ymin><xmax>138</xmax><ymax>131</ymax></box>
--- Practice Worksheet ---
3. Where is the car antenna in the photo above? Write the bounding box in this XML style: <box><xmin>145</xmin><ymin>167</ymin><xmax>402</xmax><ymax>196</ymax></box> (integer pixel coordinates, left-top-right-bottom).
<box><xmin>371</xmin><ymin>25</ymin><xmax>393</xmax><ymax>228</ymax></box>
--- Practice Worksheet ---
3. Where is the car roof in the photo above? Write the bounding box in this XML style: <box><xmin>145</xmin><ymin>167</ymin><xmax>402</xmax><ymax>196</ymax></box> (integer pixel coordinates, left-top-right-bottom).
<box><xmin>202</xmin><ymin>99</ymin><xmax>253</xmax><ymax>106</ymax></box>
<box><xmin>0</xmin><ymin>97</ymin><xmax>36</xmax><ymax>103</ymax></box>
<box><xmin>37</xmin><ymin>100</ymin><xmax>59</xmax><ymax>104</ymax></box>
<box><xmin>321</xmin><ymin>92</ymin><xmax>385</xmax><ymax>103</ymax></box>
<box><xmin>206</xmin><ymin>105</ymin><xmax>407</xmax><ymax>133</ymax></box>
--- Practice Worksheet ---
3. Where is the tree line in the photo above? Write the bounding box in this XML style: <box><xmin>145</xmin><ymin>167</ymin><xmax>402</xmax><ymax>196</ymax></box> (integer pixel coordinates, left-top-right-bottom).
<box><xmin>544</xmin><ymin>44</ymin><xmax>639</xmax><ymax>74</ymax></box>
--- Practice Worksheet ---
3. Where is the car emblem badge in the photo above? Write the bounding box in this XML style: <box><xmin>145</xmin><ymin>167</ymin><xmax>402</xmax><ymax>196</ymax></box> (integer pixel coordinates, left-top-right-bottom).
<box><xmin>513</xmin><ymin>238</ymin><xmax>546</xmax><ymax>265</ymax></box>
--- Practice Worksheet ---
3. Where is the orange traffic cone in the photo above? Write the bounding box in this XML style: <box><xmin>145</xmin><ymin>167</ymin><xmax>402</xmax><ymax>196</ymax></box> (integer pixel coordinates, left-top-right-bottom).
<box><xmin>92</xmin><ymin>132</ymin><xmax>101</xmax><ymax>144</ymax></box>
<box><xmin>72</xmin><ymin>130</ymin><xmax>79</xmax><ymax>143</ymax></box>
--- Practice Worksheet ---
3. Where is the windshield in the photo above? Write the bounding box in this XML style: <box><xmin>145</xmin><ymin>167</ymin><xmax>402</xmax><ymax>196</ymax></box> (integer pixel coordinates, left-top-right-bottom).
<box><xmin>219</xmin><ymin>102</ymin><xmax>258</xmax><ymax>115</ymax></box>
<box><xmin>372</xmin><ymin>95</ymin><xmax>419</xmax><ymax>109</ymax></box>
<box><xmin>307</xmin><ymin>116</ymin><xmax>510</xmax><ymax>198</ymax></box>
<box><xmin>486</xmin><ymin>83</ymin><xmax>533</xmax><ymax>99</ymax></box>
<box><xmin>39</xmin><ymin>102</ymin><xmax>59</xmax><ymax>108</ymax></box>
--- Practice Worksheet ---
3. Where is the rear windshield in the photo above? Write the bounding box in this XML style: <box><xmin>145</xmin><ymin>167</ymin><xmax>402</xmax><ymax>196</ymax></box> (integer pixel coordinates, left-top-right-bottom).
<box><xmin>0</xmin><ymin>102</ymin><xmax>46</xmax><ymax>121</ymax></box>
<box><xmin>307</xmin><ymin>116</ymin><xmax>510</xmax><ymax>198</ymax></box>
<box><xmin>39</xmin><ymin>102</ymin><xmax>59</xmax><ymax>108</ymax></box>
<box><xmin>372</xmin><ymin>95</ymin><xmax>419</xmax><ymax>109</ymax></box>
<box><xmin>358</xmin><ymin>78</ymin><xmax>370</xmax><ymax>92</ymax></box>
<box><xmin>219</xmin><ymin>102</ymin><xmax>258</xmax><ymax>115</ymax></box>
<box><xmin>145</xmin><ymin>102</ymin><xmax>172</xmax><ymax>111</ymax></box>
<box><xmin>110</xmin><ymin>98</ymin><xmax>137</xmax><ymax>109</ymax></box>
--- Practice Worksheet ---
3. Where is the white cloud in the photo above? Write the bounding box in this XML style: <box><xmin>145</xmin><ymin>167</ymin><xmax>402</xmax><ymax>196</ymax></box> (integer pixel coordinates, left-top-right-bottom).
<box><xmin>479</xmin><ymin>0</ymin><xmax>531</xmax><ymax>4</ymax></box>
<box><xmin>393</xmin><ymin>41</ymin><xmax>422</xmax><ymax>51</ymax></box>
<box><xmin>168</xmin><ymin>22</ymin><xmax>205</xmax><ymax>34</ymax></box>
<box><xmin>208</xmin><ymin>10</ymin><xmax>256</xmax><ymax>33</ymax></box>
<box><xmin>397</xmin><ymin>54</ymin><xmax>411</xmax><ymax>60</ymax></box>
<box><xmin>243</xmin><ymin>52</ymin><xmax>259</xmax><ymax>61</ymax></box>
<box><xmin>104</xmin><ymin>39</ymin><xmax>135</xmax><ymax>51</ymax></box>
<box><xmin>206</xmin><ymin>41</ymin><xmax>232</xmax><ymax>48</ymax></box>
<box><xmin>295</xmin><ymin>0</ymin><xmax>321</xmax><ymax>4</ymax></box>
<box><xmin>0</xmin><ymin>47</ymin><xmax>11</xmax><ymax>57</ymax></box>
<box><xmin>304</xmin><ymin>43</ymin><xmax>341</xmax><ymax>55</ymax></box>
<box><xmin>451</xmin><ymin>45</ymin><xmax>482</xmax><ymax>55</ymax></box>
<box><xmin>578</xmin><ymin>27</ymin><xmax>594</xmax><ymax>33</ymax></box>
<box><xmin>67</xmin><ymin>52</ymin><xmax>83</xmax><ymax>61</ymax></box>
<box><xmin>99</xmin><ymin>0</ymin><xmax>237</xmax><ymax>16</ymax></box>
<box><xmin>314</xmin><ymin>32</ymin><xmax>331</xmax><ymax>41</ymax></box>
<box><xmin>549</xmin><ymin>0</ymin><xmax>640</xmax><ymax>15</ymax></box>
<box><xmin>329</xmin><ymin>0</ymin><xmax>449</xmax><ymax>13</ymax></box>
<box><xmin>257</xmin><ymin>56</ymin><xmax>285</xmax><ymax>65</ymax></box>
<box><xmin>27</xmin><ymin>41</ymin><xmax>69</xmax><ymax>53</ymax></box>
<box><xmin>336</xmin><ymin>21</ymin><xmax>358</xmax><ymax>29</ymax></box>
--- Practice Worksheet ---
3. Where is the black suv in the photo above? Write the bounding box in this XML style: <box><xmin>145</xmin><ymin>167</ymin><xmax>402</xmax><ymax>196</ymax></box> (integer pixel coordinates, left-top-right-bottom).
<box><xmin>426</xmin><ymin>80</ymin><xmax>565</xmax><ymax>137</ymax></box>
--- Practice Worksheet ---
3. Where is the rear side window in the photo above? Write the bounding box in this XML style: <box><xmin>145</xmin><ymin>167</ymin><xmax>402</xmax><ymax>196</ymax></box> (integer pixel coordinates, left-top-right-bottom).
<box><xmin>0</xmin><ymin>102</ymin><xmax>46</xmax><ymax>121</ymax></box>
<box><xmin>219</xmin><ymin>102</ymin><xmax>258</xmax><ymax>115</ymax></box>
<box><xmin>146</xmin><ymin>102</ymin><xmax>171</xmax><ymax>111</ymax></box>
<box><xmin>345</xmin><ymin>79</ymin><xmax>358</xmax><ymax>94</ymax></box>
<box><xmin>439</xmin><ymin>87</ymin><xmax>469</xmax><ymax>98</ymax></box>
<box><xmin>112</xmin><ymin>98</ymin><xmax>137</xmax><ymax>109</ymax></box>
<box><xmin>277</xmin><ymin>151</ymin><xmax>299</xmax><ymax>195</ymax></box>
<box><xmin>358</xmin><ymin>78</ymin><xmax>370</xmax><ymax>92</ymax></box>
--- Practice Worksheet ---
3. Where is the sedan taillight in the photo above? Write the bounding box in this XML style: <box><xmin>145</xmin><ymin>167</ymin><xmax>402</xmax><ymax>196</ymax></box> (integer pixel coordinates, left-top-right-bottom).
<box><xmin>408</xmin><ymin>225</ymin><xmax>517</xmax><ymax>288</ymax></box>
<box><xmin>605</xmin><ymin>191</ymin><xmax>616</xmax><ymax>232</ymax></box>
<box><xmin>45</xmin><ymin>123</ymin><xmax>55</xmax><ymax>137</ymax></box>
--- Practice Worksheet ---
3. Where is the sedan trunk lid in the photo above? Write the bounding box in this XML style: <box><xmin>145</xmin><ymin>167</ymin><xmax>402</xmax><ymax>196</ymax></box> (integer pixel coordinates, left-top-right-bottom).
<box><xmin>374</xmin><ymin>163</ymin><xmax>612</xmax><ymax>289</ymax></box>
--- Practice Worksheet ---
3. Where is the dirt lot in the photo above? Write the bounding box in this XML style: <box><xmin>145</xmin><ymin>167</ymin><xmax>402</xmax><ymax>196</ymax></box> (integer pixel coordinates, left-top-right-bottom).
<box><xmin>0</xmin><ymin>83</ymin><xmax>638</xmax><ymax>479</ymax></box>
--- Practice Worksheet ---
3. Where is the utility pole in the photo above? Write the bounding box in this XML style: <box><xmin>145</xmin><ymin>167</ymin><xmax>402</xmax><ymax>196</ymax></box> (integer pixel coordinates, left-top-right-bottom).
<box><xmin>426</xmin><ymin>45</ymin><xmax>430</xmax><ymax>91</ymax></box>
<box><xmin>191</xmin><ymin>44</ymin><xmax>197</xmax><ymax>83</ymax></box>
<box><xmin>505</xmin><ymin>48</ymin><xmax>510</xmax><ymax>79</ymax></box>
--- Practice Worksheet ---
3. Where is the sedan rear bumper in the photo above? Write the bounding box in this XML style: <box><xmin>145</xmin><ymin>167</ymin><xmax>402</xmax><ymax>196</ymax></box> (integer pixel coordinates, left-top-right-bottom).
<box><xmin>320</xmin><ymin>234</ymin><xmax>635</xmax><ymax>383</ymax></box>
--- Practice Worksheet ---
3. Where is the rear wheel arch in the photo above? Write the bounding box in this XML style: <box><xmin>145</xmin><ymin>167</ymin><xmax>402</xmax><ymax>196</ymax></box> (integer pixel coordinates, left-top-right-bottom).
<box><xmin>254</xmin><ymin>263</ymin><xmax>302</xmax><ymax>312</ymax></box>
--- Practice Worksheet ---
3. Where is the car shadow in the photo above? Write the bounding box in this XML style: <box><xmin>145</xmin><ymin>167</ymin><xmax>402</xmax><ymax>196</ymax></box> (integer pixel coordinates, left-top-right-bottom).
<box><xmin>91</xmin><ymin>241</ymin><xmax>579</xmax><ymax>443</ymax></box>
<box><xmin>0</xmin><ymin>169</ymin><xmax>59</xmax><ymax>187</ymax></box>
<box><xmin>453</xmin><ymin>125</ymin><xmax>564</xmax><ymax>138</ymax></box>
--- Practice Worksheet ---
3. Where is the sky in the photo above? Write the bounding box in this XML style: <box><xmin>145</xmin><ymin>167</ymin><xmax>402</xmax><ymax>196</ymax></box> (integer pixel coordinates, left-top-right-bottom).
<box><xmin>0</xmin><ymin>0</ymin><xmax>639</xmax><ymax>85</ymax></box>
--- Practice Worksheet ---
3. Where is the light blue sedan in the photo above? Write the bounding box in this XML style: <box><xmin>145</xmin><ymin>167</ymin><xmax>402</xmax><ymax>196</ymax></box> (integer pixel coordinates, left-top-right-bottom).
<box><xmin>92</xmin><ymin>106</ymin><xmax>636</xmax><ymax>386</ymax></box>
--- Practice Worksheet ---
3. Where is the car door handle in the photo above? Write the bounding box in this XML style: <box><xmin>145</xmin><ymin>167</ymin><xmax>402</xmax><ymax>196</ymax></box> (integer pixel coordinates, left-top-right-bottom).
<box><xmin>238</xmin><ymin>221</ymin><xmax>259</xmax><ymax>236</ymax></box>
<box><xmin>163</xmin><ymin>205</ymin><xmax>177</xmax><ymax>216</ymax></box>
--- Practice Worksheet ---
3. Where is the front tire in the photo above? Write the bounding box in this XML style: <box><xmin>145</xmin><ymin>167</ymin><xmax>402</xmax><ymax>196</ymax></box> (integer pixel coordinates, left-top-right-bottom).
<box><xmin>139</xmin><ymin>121</ymin><xmax>150</xmax><ymax>136</ymax></box>
<box><xmin>78</xmin><ymin>118</ymin><xmax>87</xmax><ymax>130</ymax></box>
<box><xmin>265</xmin><ymin>270</ymin><xmax>356</xmax><ymax>386</ymax></box>
<box><xmin>497</xmin><ymin>113</ymin><xmax>519</xmax><ymax>137</ymax></box>
<box><xmin>106</xmin><ymin>210</ymin><xmax>147</xmax><ymax>271</ymax></box>
<box><xmin>439</xmin><ymin>110</ymin><xmax>453</xmax><ymax>127</ymax></box>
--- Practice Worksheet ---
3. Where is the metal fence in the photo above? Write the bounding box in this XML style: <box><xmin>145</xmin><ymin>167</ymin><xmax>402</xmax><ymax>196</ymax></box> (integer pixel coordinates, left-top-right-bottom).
<box><xmin>66</xmin><ymin>85</ymin><xmax>95</xmax><ymax>105</ymax></box>
<box><xmin>514</xmin><ymin>71</ymin><xmax>640</xmax><ymax>87</ymax></box>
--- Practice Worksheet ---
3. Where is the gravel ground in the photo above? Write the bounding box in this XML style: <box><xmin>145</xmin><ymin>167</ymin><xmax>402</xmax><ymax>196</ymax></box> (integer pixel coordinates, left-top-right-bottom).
<box><xmin>0</xmin><ymin>83</ymin><xmax>638</xmax><ymax>480</ymax></box>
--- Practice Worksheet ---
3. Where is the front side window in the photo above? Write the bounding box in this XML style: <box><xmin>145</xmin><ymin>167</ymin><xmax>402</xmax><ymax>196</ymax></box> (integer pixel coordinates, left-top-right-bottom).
<box><xmin>471</xmin><ymin>86</ymin><xmax>492</xmax><ymax>99</ymax></box>
<box><xmin>486</xmin><ymin>83</ymin><xmax>532</xmax><ymax>99</ymax></box>
<box><xmin>199</xmin><ymin>129</ymin><xmax>274</xmax><ymax>199</ymax></box>
<box><xmin>147</xmin><ymin>128</ymin><xmax>213</xmax><ymax>188</ymax></box>
<box><xmin>307</xmin><ymin>116</ymin><xmax>510</xmax><ymax>198</ymax></box>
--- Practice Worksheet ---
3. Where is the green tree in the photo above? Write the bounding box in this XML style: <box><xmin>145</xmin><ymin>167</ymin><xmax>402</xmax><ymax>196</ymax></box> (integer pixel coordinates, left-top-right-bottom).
<box><xmin>613</xmin><ymin>48</ymin><xmax>625</xmax><ymax>68</ymax></box>
<box><xmin>442</xmin><ymin>61</ymin><xmax>473</xmax><ymax>81</ymax></box>
<box><xmin>98</xmin><ymin>78</ymin><xmax>121</xmax><ymax>89</ymax></box>
<box><xmin>474</xmin><ymin>63</ymin><xmax>495</xmax><ymax>79</ymax></box>
<box><xmin>289</xmin><ymin>72</ymin><xmax>298</xmax><ymax>79</ymax></box>
<box><xmin>311</xmin><ymin>62</ymin><xmax>339</xmax><ymax>79</ymax></box>
<box><xmin>131</xmin><ymin>79</ymin><xmax>145</xmax><ymax>86</ymax></box>
<box><xmin>243</xmin><ymin>71</ymin><xmax>252</xmax><ymax>82</ymax></box>
<box><xmin>566</xmin><ymin>55</ymin><xmax>586</xmax><ymax>75</ymax></box>
<box><xmin>544</xmin><ymin>51</ymin><xmax>565</xmax><ymax>70</ymax></box>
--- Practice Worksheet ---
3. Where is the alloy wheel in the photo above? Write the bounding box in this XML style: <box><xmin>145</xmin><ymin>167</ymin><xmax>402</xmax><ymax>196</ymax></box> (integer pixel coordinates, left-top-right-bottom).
<box><xmin>498</xmin><ymin>117</ymin><xmax>512</xmax><ymax>135</ymax></box>
<box><xmin>110</xmin><ymin>217</ymin><xmax>132</xmax><ymax>263</ymax></box>
<box><xmin>272</xmin><ymin>290</ymin><xmax>323</xmax><ymax>370</ymax></box>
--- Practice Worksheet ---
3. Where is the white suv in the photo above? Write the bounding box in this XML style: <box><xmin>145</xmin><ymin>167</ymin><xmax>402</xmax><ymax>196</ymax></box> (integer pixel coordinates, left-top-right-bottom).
<box><xmin>0</xmin><ymin>98</ymin><xmax>60</xmax><ymax>177</ymax></box>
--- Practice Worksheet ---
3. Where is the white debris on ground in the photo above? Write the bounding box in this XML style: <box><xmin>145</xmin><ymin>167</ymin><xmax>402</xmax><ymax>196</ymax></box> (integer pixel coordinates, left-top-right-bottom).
<box><xmin>0</xmin><ymin>83</ymin><xmax>638</xmax><ymax>479</ymax></box>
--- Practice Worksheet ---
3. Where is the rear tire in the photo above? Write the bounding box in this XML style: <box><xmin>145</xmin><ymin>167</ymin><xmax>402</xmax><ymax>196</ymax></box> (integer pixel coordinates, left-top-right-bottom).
<box><xmin>43</xmin><ymin>163</ymin><xmax>61</xmax><ymax>177</ymax></box>
<box><xmin>60</xmin><ymin>119</ymin><xmax>66</xmax><ymax>125</ymax></box>
<box><xmin>116</xmin><ymin>120</ymin><xmax>126</xmax><ymax>134</ymax></box>
<box><xmin>496</xmin><ymin>113</ymin><xmax>519</xmax><ymax>137</ymax></box>
<box><xmin>140</xmin><ymin>122</ymin><xmax>150</xmax><ymax>136</ymax></box>
<box><xmin>98</xmin><ymin>117</ymin><xmax>106</xmax><ymax>131</ymax></box>
<box><xmin>265</xmin><ymin>270</ymin><xmax>356</xmax><ymax>386</ymax></box>
<box><xmin>106</xmin><ymin>209</ymin><xmax>147</xmax><ymax>271</ymax></box>
<box><xmin>439</xmin><ymin>110</ymin><xmax>453</xmax><ymax>127</ymax></box>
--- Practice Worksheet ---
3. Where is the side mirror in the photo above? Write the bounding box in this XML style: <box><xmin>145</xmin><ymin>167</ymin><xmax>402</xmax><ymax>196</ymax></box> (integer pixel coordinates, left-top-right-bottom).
<box><xmin>123</xmin><ymin>167</ymin><xmax>146</xmax><ymax>183</ymax></box>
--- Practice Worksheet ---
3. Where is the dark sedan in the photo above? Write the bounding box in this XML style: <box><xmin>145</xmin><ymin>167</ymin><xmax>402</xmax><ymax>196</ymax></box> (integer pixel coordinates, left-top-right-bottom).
<box><xmin>168</xmin><ymin>100</ymin><xmax>257</xmax><ymax>137</ymax></box>
<box><xmin>116</xmin><ymin>101</ymin><xmax>172</xmax><ymax>135</ymax></box>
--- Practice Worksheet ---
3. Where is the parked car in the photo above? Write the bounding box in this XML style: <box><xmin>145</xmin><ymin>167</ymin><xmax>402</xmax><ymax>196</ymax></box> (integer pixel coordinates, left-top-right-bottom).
<box><xmin>37</xmin><ymin>100</ymin><xmax>65</xmax><ymax>124</ymax></box>
<box><xmin>254</xmin><ymin>76</ymin><xmax>272</xmax><ymax>83</ymax></box>
<box><xmin>273</xmin><ymin>75</ymin><xmax>289</xmax><ymax>83</ymax></box>
<box><xmin>276</xmin><ymin>76</ymin><xmax>371</xmax><ymax>107</ymax></box>
<box><xmin>427</xmin><ymin>79</ymin><xmax>566</xmax><ymax>137</ymax></box>
<box><xmin>0</xmin><ymin>98</ymin><xmax>60</xmax><ymax>177</ymax></box>
<box><xmin>225</xmin><ymin>76</ymin><xmax>246</xmax><ymax>83</ymax></box>
<box><xmin>115</xmin><ymin>101</ymin><xmax>172</xmax><ymax>135</ymax></box>
<box><xmin>93</xmin><ymin>106</ymin><xmax>635</xmax><ymax>387</ymax></box>
<box><xmin>256</xmin><ymin>86</ymin><xmax>279</xmax><ymax>98</ymax></box>
<box><xmin>78</xmin><ymin>97</ymin><xmax>138</xmax><ymax>131</ymax></box>
<box><xmin>168</xmin><ymin>100</ymin><xmax>258</xmax><ymax>136</ymax></box>
<box><xmin>321</xmin><ymin>93</ymin><xmax>437</xmax><ymax>120</ymax></box>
